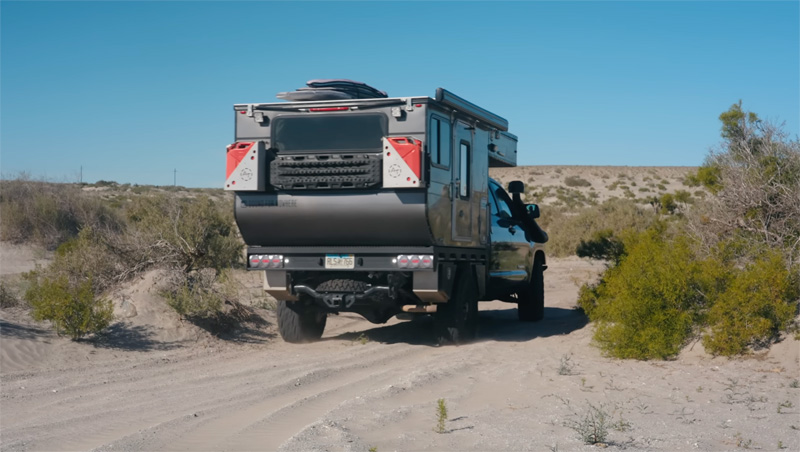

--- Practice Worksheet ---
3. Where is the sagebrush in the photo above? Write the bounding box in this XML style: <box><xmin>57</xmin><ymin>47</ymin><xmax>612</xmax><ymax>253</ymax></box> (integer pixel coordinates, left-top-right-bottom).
<box><xmin>6</xmin><ymin>182</ymin><xmax>246</xmax><ymax>335</ymax></box>
<box><xmin>0</xmin><ymin>176</ymin><xmax>123</xmax><ymax>249</ymax></box>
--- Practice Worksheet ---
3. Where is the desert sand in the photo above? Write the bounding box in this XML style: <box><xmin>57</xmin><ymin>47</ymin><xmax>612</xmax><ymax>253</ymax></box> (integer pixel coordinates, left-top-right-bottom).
<box><xmin>1</xmin><ymin>253</ymin><xmax>798</xmax><ymax>451</ymax></box>
<box><xmin>1</xmin><ymin>166</ymin><xmax>798</xmax><ymax>451</ymax></box>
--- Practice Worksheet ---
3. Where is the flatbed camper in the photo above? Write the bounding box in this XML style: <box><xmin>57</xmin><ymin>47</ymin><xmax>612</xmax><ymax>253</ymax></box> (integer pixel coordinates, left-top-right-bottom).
<box><xmin>226</xmin><ymin>81</ymin><xmax>546</xmax><ymax>344</ymax></box>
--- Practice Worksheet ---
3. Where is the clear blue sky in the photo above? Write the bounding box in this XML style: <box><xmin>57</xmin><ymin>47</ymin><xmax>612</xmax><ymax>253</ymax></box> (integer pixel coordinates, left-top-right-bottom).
<box><xmin>2</xmin><ymin>1</ymin><xmax>798</xmax><ymax>187</ymax></box>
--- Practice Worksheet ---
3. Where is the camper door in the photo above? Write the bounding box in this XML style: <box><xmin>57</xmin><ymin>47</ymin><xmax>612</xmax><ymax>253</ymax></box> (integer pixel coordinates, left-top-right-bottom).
<box><xmin>452</xmin><ymin>121</ymin><xmax>473</xmax><ymax>242</ymax></box>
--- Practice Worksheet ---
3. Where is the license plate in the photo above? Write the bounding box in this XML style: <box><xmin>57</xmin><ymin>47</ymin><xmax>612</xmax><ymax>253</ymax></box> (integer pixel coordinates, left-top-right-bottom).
<box><xmin>325</xmin><ymin>254</ymin><xmax>355</xmax><ymax>269</ymax></box>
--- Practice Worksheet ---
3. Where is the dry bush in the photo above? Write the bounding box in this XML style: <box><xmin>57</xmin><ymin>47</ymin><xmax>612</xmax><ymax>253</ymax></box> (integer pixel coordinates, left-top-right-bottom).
<box><xmin>0</xmin><ymin>282</ymin><xmax>20</xmax><ymax>308</ymax></box>
<box><xmin>0</xmin><ymin>176</ymin><xmax>123</xmax><ymax>249</ymax></box>
<box><xmin>124</xmin><ymin>195</ymin><xmax>245</xmax><ymax>329</ymax></box>
<box><xmin>537</xmin><ymin>199</ymin><xmax>657</xmax><ymax>257</ymax></box>
<box><xmin>125</xmin><ymin>195</ymin><xmax>241</xmax><ymax>273</ymax></box>
<box><xmin>688</xmin><ymin>105</ymin><xmax>800</xmax><ymax>267</ymax></box>
<box><xmin>18</xmin><ymin>190</ymin><xmax>245</xmax><ymax>335</ymax></box>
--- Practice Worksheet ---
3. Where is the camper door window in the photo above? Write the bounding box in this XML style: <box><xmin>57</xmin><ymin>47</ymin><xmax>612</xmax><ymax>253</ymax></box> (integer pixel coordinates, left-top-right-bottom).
<box><xmin>459</xmin><ymin>141</ymin><xmax>470</xmax><ymax>198</ymax></box>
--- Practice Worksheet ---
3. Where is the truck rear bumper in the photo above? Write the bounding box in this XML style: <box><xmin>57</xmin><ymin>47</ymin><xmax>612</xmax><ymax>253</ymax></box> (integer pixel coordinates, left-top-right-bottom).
<box><xmin>293</xmin><ymin>284</ymin><xmax>390</xmax><ymax>310</ymax></box>
<box><xmin>246</xmin><ymin>246</ymin><xmax>435</xmax><ymax>272</ymax></box>
<box><xmin>255</xmin><ymin>245</ymin><xmax>486</xmax><ymax>305</ymax></box>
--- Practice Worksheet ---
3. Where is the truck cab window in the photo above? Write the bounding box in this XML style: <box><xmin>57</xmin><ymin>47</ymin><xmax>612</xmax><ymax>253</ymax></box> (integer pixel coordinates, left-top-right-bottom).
<box><xmin>490</xmin><ymin>183</ymin><xmax>513</xmax><ymax>219</ymax></box>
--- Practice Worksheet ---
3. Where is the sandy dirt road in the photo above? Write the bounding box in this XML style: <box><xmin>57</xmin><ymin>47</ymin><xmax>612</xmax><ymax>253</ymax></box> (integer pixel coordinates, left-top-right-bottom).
<box><xmin>1</xmin><ymin>257</ymin><xmax>798</xmax><ymax>452</ymax></box>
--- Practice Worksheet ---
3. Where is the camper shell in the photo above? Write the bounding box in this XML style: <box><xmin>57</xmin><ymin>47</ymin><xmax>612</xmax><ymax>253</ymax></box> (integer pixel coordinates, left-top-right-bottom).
<box><xmin>226</xmin><ymin>84</ymin><xmax>546</xmax><ymax>343</ymax></box>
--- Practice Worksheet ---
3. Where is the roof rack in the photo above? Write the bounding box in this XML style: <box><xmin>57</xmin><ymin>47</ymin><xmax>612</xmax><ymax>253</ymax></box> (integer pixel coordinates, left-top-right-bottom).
<box><xmin>277</xmin><ymin>79</ymin><xmax>388</xmax><ymax>101</ymax></box>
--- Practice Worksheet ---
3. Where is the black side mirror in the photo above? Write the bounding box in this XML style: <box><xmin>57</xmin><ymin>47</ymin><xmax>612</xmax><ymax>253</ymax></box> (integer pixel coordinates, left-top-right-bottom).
<box><xmin>526</xmin><ymin>204</ymin><xmax>540</xmax><ymax>219</ymax></box>
<box><xmin>508</xmin><ymin>180</ymin><xmax>524</xmax><ymax>194</ymax></box>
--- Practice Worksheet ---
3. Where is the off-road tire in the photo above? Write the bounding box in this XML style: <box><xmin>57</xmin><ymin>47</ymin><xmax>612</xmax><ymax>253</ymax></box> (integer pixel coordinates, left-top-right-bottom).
<box><xmin>518</xmin><ymin>258</ymin><xmax>545</xmax><ymax>322</ymax></box>
<box><xmin>277</xmin><ymin>300</ymin><xmax>327</xmax><ymax>343</ymax></box>
<box><xmin>435</xmin><ymin>268</ymin><xmax>479</xmax><ymax>345</ymax></box>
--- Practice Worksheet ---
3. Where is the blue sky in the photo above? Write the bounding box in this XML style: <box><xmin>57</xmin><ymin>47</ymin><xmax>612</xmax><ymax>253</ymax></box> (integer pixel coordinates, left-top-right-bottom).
<box><xmin>2</xmin><ymin>1</ymin><xmax>798</xmax><ymax>187</ymax></box>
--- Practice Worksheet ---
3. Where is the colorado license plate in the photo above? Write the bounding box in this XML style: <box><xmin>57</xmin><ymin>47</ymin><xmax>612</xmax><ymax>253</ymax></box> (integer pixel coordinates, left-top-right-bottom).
<box><xmin>325</xmin><ymin>254</ymin><xmax>355</xmax><ymax>269</ymax></box>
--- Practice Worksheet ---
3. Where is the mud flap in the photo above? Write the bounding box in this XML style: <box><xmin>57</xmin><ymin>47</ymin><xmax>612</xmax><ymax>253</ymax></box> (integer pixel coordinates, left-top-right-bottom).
<box><xmin>473</xmin><ymin>264</ymin><xmax>486</xmax><ymax>298</ymax></box>
<box><xmin>413</xmin><ymin>263</ymin><xmax>457</xmax><ymax>303</ymax></box>
<box><xmin>263</xmin><ymin>271</ymin><xmax>298</xmax><ymax>301</ymax></box>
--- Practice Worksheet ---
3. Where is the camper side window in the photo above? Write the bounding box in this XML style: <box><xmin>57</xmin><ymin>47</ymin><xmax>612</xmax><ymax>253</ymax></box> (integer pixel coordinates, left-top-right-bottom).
<box><xmin>459</xmin><ymin>142</ymin><xmax>470</xmax><ymax>198</ymax></box>
<box><xmin>429</xmin><ymin>116</ymin><xmax>451</xmax><ymax>168</ymax></box>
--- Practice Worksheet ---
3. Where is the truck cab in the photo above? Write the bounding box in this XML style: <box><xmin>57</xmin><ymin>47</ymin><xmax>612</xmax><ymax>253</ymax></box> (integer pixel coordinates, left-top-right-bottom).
<box><xmin>226</xmin><ymin>80</ymin><xmax>547</xmax><ymax>344</ymax></box>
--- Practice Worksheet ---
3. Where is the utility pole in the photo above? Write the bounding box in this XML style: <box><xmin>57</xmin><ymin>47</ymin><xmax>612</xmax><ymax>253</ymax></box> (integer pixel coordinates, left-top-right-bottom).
<box><xmin>173</xmin><ymin>169</ymin><xmax>177</xmax><ymax>186</ymax></box>
<box><xmin>80</xmin><ymin>166</ymin><xmax>83</xmax><ymax>184</ymax></box>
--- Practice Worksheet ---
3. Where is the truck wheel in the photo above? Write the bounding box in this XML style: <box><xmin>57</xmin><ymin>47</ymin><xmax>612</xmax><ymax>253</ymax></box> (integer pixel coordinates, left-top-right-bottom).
<box><xmin>518</xmin><ymin>259</ymin><xmax>545</xmax><ymax>322</ymax></box>
<box><xmin>435</xmin><ymin>269</ymin><xmax>479</xmax><ymax>345</ymax></box>
<box><xmin>277</xmin><ymin>299</ymin><xmax>327</xmax><ymax>343</ymax></box>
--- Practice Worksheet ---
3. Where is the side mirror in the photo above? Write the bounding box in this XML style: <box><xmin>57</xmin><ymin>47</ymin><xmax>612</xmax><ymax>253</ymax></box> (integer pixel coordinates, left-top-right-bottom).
<box><xmin>526</xmin><ymin>204</ymin><xmax>540</xmax><ymax>219</ymax></box>
<box><xmin>508</xmin><ymin>180</ymin><xmax>524</xmax><ymax>194</ymax></box>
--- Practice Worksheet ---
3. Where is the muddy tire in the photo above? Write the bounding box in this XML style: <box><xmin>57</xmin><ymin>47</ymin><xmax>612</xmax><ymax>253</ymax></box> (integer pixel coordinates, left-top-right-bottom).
<box><xmin>518</xmin><ymin>258</ymin><xmax>545</xmax><ymax>322</ymax></box>
<box><xmin>435</xmin><ymin>268</ymin><xmax>479</xmax><ymax>345</ymax></box>
<box><xmin>277</xmin><ymin>300</ymin><xmax>327</xmax><ymax>343</ymax></box>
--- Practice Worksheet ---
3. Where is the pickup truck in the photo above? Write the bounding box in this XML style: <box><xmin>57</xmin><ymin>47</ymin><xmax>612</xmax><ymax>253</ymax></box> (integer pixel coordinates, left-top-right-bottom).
<box><xmin>226</xmin><ymin>80</ymin><xmax>547</xmax><ymax>344</ymax></box>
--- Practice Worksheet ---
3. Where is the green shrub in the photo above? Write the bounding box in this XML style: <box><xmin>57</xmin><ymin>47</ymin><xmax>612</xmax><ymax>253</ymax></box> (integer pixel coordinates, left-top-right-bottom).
<box><xmin>576</xmin><ymin>229</ymin><xmax>625</xmax><ymax>263</ymax></box>
<box><xmin>674</xmin><ymin>190</ymin><xmax>693</xmax><ymax>205</ymax></box>
<box><xmin>161</xmin><ymin>269</ymin><xmax>226</xmax><ymax>318</ymax></box>
<box><xmin>578</xmin><ymin>229</ymin><xmax>705</xmax><ymax>359</ymax></box>
<box><xmin>564</xmin><ymin>176</ymin><xmax>592</xmax><ymax>187</ymax></box>
<box><xmin>703</xmin><ymin>253</ymin><xmax>799</xmax><ymax>355</ymax></box>
<box><xmin>659</xmin><ymin>193</ymin><xmax>677</xmax><ymax>214</ymax></box>
<box><xmin>24</xmin><ymin>275</ymin><xmax>113</xmax><ymax>340</ymax></box>
<box><xmin>685</xmin><ymin>165</ymin><xmax>722</xmax><ymax>193</ymax></box>
<box><xmin>579</xmin><ymin>228</ymin><xmax>798</xmax><ymax>358</ymax></box>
